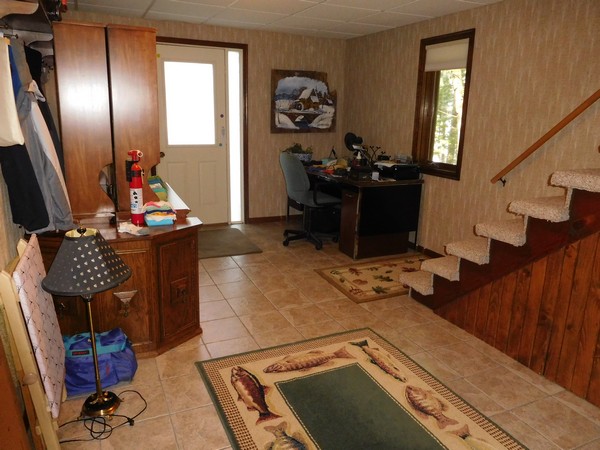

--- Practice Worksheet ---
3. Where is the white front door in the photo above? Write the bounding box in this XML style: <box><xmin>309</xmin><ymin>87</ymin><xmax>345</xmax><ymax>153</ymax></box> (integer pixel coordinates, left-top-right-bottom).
<box><xmin>156</xmin><ymin>44</ymin><xmax>228</xmax><ymax>224</ymax></box>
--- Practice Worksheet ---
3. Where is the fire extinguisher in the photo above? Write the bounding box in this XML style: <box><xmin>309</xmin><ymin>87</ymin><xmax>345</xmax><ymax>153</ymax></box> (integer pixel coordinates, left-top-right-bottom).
<box><xmin>126</xmin><ymin>150</ymin><xmax>144</xmax><ymax>226</ymax></box>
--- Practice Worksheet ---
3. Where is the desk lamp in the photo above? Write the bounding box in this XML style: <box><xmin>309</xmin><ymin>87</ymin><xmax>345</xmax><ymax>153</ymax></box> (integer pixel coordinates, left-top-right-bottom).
<box><xmin>42</xmin><ymin>227</ymin><xmax>131</xmax><ymax>417</ymax></box>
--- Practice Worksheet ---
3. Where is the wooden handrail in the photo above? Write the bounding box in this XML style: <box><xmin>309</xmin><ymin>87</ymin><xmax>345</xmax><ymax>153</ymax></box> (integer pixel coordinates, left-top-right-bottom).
<box><xmin>491</xmin><ymin>88</ymin><xmax>600</xmax><ymax>184</ymax></box>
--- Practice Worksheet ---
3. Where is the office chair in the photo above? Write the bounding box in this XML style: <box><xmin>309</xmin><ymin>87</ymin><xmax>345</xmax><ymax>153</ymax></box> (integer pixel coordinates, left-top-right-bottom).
<box><xmin>279</xmin><ymin>152</ymin><xmax>341</xmax><ymax>250</ymax></box>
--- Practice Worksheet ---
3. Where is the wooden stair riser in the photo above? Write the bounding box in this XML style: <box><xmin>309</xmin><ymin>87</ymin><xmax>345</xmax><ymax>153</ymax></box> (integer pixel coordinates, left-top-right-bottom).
<box><xmin>435</xmin><ymin>232</ymin><xmax>600</xmax><ymax>407</ymax></box>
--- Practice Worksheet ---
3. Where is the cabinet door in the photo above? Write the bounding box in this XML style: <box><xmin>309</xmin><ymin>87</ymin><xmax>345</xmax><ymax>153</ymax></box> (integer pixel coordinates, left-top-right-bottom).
<box><xmin>53</xmin><ymin>22</ymin><xmax>114</xmax><ymax>218</ymax></box>
<box><xmin>157</xmin><ymin>233</ymin><xmax>199</xmax><ymax>346</ymax></box>
<box><xmin>94</xmin><ymin>240</ymin><xmax>156</xmax><ymax>355</ymax></box>
<box><xmin>107</xmin><ymin>25</ymin><xmax>160</xmax><ymax>213</ymax></box>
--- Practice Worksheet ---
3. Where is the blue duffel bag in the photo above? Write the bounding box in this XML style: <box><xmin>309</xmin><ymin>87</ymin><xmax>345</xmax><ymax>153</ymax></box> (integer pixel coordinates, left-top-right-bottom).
<box><xmin>63</xmin><ymin>328</ymin><xmax>138</xmax><ymax>397</ymax></box>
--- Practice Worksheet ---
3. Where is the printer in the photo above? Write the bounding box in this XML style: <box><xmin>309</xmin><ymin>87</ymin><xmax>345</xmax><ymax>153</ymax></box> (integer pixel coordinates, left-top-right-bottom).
<box><xmin>374</xmin><ymin>161</ymin><xmax>420</xmax><ymax>180</ymax></box>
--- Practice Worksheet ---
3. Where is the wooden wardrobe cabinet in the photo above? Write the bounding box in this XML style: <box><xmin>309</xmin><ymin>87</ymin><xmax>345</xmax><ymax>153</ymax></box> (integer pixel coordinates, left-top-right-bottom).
<box><xmin>47</xmin><ymin>21</ymin><xmax>203</xmax><ymax>356</ymax></box>
<box><xmin>53</xmin><ymin>21</ymin><xmax>160</xmax><ymax>220</ymax></box>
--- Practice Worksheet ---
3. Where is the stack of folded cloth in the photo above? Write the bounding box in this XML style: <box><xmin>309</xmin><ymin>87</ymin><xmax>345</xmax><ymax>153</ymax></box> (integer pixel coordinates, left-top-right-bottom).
<box><xmin>143</xmin><ymin>201</ymin><xmax>177</xmax><ymax>226</ymax></box>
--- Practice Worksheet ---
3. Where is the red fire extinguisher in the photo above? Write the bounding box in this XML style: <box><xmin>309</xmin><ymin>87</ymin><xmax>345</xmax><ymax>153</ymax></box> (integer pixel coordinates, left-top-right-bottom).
<box><xmin>127</xmin><ymin>150</ymin><xmax>144</xmax><ymax>226</ymax></box>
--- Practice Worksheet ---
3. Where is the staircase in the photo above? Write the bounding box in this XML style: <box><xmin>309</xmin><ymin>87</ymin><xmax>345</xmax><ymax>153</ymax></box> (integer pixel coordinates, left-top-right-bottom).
<box><xmin>400</xmin><ymin>168</ymin><xmax>600</xmax><ymax>406</ymax></box>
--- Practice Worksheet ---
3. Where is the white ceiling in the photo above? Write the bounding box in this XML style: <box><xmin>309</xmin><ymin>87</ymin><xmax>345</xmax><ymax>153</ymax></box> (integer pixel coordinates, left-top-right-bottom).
<box><xmin>67</xmin><ymin>0</ymin><xmax>503</xmax><ymax>39</ymax></box>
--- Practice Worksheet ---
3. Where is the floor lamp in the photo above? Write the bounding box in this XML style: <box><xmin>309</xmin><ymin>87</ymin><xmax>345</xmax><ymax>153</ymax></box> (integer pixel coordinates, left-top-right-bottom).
<box><xmin>43</xmin><ymin>227</ymin><xmax>132</xmax><ymax>418</ymax></box>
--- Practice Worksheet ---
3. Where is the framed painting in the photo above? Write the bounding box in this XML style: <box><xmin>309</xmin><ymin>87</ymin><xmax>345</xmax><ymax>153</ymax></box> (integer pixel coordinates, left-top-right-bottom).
<box><xmin>271</xmin><ymin>69</ymin><xmax>336</xmax><ymax>133</ymax></box>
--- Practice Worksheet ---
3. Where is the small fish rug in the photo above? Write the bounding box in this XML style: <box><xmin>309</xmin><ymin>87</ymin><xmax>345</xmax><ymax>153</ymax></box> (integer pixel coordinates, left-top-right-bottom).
<box><xmin>195</xmin><ymin>328</ymin><xmax>526</xmax><ymax>450</ymax></box>
<box><xmin>315</xmin><ymin>254</ymin><xmax>428</xmax><ymax>303</ymax></box>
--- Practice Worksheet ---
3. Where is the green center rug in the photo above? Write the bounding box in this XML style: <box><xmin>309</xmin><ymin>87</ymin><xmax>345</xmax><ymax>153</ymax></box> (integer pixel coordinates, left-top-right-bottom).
<box><xmin>316</xmin><ymin>254</ymin><xmax>428</xmax><ymax>303</ymax></box>
<box><xmin>196</xmin><ymin>328</ymin><xmax>526</xmax><ymax>450</ymax></box>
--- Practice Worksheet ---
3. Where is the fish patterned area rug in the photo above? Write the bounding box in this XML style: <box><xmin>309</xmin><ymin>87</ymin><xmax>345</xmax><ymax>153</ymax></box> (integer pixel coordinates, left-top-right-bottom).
<box><xmin>315</xmin><ymin>253</ymin><xmax>428</xmax><ymax>303</ymax></box>
<box><xmin>196</xmin><ymin>328</ymin><xmax>526</xmax><ymax>450</ymax></box>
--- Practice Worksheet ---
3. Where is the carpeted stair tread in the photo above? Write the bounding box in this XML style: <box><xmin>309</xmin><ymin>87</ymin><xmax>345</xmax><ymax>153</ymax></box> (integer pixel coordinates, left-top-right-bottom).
<box><xmin>446</xmin><ymin>236</ymin><xmax>490</xmax><ymax>265</ymax></box>
<box><xmin>508</xmin><ymin>195</ymin><xmax>569</xmax><ymax>222</ymax></box>
<box><xmin>551</xmin><ymin>168</ymin><xmax>600</xmax><ymax>193</ymax></box>
<box><xmin>420</xmin><ymin>255</ymin><xmax>460</xmax><ymax>281</ymax></box>
<box><xmin>398</xmin><ymin>270</ymin><xmax>433</xmax><ymax>296</ymax></box>
<box><xmin>475</xmin><ymin>217</ymin><xmax>527</xmax><ymax>247</ymax></box>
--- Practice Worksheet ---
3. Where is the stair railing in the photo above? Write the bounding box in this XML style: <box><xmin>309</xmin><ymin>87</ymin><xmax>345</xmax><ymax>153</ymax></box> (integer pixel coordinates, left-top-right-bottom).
<box><xmin>491</xmin><ymin>88</ymin><xmax>600</xmax><ymax>185</ymax></box>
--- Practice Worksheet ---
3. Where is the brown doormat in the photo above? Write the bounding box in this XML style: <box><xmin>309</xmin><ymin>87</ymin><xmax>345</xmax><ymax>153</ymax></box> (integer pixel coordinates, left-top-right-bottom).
<box><xmin>198</xmin><ymin>228</ymin><xmax>262</xmax><ymax>259</ymax></box>
<box><xmin>316</xmin><ymin>253</ymin><xmax>428</xmax><ymax>303</ymax></box>
<box><xmin>196</xmin><ymin>328</ymin><xmax>526</xmax><ymax>450</ymax></box>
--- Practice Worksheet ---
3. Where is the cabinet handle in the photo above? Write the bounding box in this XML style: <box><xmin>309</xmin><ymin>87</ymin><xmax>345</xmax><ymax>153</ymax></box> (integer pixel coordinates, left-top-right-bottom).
<box><xmin>113</xmin><ymin>290</ymin><xmax>138</xmax><ymax>317</ymax></box>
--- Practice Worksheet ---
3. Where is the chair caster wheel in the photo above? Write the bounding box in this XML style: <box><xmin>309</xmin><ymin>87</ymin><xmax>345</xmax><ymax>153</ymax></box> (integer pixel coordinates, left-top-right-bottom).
<box><xmin>315</xmin><ymin>242</ymin><xmax>323</xmax><ymax>250</ymax></box>
<box><xmin>283</xmin><ymin>240</ymin><xmax>289</xmax><ymax>247</ymax></box>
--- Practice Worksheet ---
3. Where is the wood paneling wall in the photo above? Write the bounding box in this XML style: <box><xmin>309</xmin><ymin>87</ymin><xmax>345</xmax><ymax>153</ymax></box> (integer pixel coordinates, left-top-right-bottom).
<box><xmin>436</xmin><ymin>230</ymin><xmax>600</xmax><ymax>406</ymax></box>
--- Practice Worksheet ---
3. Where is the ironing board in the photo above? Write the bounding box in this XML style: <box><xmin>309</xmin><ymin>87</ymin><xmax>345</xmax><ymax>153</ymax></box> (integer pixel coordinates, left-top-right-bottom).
<box><xmin>0</xmin><ymin>235</ymin><xmax>64</xmax><ymax>449</ymax></box>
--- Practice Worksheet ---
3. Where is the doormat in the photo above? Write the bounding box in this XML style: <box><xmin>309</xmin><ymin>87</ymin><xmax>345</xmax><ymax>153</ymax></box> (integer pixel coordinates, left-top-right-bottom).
<box><xmin>315</xmin><ymin>254</ymin><xmax>428</xmax><ymax>303</ymax></box>
<box><xmin>198</xmin><ymin>228</ymin><xmax>262</xmax><ymax>259</ymax></box>
<box><xmin>196</xmin><ymin>328</ymin><xmax>526</xmax><ymax>450</ymax></box>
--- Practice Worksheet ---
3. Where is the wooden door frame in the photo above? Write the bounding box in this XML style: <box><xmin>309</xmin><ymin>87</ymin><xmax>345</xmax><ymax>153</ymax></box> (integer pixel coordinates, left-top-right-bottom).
<box><xmin>156</xmin><ymin>36</ymin><xmax>249</xmax><ymax>223</ymax></box>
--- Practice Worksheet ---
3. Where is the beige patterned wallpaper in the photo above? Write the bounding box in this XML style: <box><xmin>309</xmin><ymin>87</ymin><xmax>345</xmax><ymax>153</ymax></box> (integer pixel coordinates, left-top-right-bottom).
<box><xmin>344</xmin><ymin>0</ymin><xmax>599</xmax><ymax>253</ymax></box>
<box><xmin>0</xmin><ymin>0</ymin><xmax>598</xmax><ymax>265</ymax></box>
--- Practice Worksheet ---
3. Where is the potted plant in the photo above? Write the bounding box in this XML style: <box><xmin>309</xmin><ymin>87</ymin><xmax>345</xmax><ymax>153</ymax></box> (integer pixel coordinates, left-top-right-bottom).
<box><xmin>283</xmin><ymin>142</ymin><xmax>313</xmax><ymax>163</ymax></box>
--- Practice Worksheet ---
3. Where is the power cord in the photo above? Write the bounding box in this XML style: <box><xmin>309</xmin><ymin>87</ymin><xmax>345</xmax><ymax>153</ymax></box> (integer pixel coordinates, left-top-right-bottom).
<box><xmin>58</xmin><ymin>389</ymin><xmax>147</xmax><ymax>444</ymax></box>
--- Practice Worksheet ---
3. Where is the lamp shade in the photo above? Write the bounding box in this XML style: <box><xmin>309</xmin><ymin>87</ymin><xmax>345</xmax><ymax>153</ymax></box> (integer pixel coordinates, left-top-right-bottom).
<box><xmin>42</xmin><ymin>228</ymin><xmax>131</xmax><ymax>297</ymax></box>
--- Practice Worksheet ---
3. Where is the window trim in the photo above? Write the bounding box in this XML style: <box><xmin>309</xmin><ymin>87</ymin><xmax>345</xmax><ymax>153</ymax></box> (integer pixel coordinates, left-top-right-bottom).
<box><xmin>412</xmin><ymin>29</ymin><xmax>475</xmax><ymax>181</ymax></box>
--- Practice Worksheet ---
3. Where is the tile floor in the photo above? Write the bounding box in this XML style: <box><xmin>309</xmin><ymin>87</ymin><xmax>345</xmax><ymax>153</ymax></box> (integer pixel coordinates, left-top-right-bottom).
<box><xmin>57</xmin><ymin>222</ymin><xmax>600</xmax><ymax>449</ymax></box>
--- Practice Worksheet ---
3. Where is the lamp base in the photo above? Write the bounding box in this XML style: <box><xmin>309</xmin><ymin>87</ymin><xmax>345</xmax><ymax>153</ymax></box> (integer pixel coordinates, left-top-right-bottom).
<box><xmin>80</xmin><ymin>390</ymin><xmax>121</xmax><ymax>418</ymax></box>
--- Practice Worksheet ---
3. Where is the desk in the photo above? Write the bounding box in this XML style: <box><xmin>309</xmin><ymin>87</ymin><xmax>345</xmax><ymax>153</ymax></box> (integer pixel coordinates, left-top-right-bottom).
<box><xmin>309</xmin><ymin>170</ymin><xmax>423</xmax><ymax>259</ymax></box>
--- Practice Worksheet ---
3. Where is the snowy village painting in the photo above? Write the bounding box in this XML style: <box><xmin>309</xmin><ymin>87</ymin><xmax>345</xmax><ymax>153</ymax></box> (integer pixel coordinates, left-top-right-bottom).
<box><xmin>271</xmin><ymin>69</ymin><xmax>336</xmax><ymax>133</ymax></box>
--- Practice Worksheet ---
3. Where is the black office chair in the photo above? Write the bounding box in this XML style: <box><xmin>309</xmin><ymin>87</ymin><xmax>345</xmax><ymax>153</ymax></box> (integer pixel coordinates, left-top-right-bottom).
<box><xmin>279</xmin><ymin>152</ymin><xmax>341</xmax><ymax>250</ymax></box>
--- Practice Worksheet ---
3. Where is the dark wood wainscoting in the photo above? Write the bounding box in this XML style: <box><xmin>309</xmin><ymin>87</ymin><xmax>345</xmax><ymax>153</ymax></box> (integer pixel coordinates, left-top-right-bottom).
<box><xmin>436</xmin><ymin>230</ymin><xmax>600</xmax><ymax>406</ymax></box>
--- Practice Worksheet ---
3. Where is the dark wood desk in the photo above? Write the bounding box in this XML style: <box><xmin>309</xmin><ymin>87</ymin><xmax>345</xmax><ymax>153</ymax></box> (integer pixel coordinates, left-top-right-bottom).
<box><xmin>309</xmin><ymin>171</ymin><xmax>423</xmax><ymax>259</ymax></box>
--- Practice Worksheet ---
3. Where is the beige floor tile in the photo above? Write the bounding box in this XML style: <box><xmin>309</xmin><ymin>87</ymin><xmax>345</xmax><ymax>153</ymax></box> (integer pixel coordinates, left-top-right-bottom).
<box><xmin>155</xmin><ymin>344</ymin><xmax>212</xmax><ymax>380</ymax></box>
<box><xmin>100</xmin><ymin>415</ymin><xmax>178</xmax><ymax>449</ymax></box>
<box><xmin>376</xmin><ymin>329</ymin><xmax>424</xmax><ymax>355</ymax></box>
<box><xmin>231</xmin><ymin>252</ymin><xmax>270</xmax><ymax>266</ymax></box>
<box><xmin>511</xmin><ymin>397</ymin><xmax>600</xmax><ymax>448</ymax></box>
<box><xmin>239</xmin><ymin>310</ymin><xmax>293</xmax><ymax>335</ymax></box>
<box><xmin>400</xmin><ymin>323</ymin><xmax>463</xmax><ymax>350</ymax></box>
<box><xmin>162</xmin><ymin>373</ymin><xmax>213</xmax><ymax>413</ymax></box>
<box><xmin>114</xmin><ymin>382</ymin><xmax>169</xmax><ymax>422</ymax></box>
<box><xmin>444</xmin><ymin>378</ymin><xmax>505</xmax><ymax>416</ymax></box>
<box><xmin>465</xmin><ymin>365</ymin><xmax>548</xmax><ymax>410</ymax></box>
<box><xmin>263</xmin><ymin>287</ymin><xmax>312</xmax><ymax>309</ymax></box>
<box><xmin>209</xmin><ymin>267</ymin><xmax>249</xmax><ymax>284</ymax></box>
<box><xmin>199</xmin><ymin>299</ymin><xmax>236</xmax><ymax>321</ymax></box>
<box><xmin>253</xmin><ymin>276</ymin><xmax>298</xmax><ymax>294</ymax></box>
<box><xmin>316</xmin><ymin>298</ymin><xmax>370</xmax><ymax>319</ymax></box>
<box><xmin>206</xmin><ymin>335</ymin><xmax>260</xmax><ymax>358</ymax></box>
<box><xmin>503</xmin><ymin>357</ymin><xmax>565</xmax><ymax>395</ymax></box>
<box><xmin>491</xmin><ymin>411</ymin><xmax>560</xmax><ymax>450</ymax></box>
<box><xmin>200</xmin><ymin>257</ymin><xmax>238</xmax><ymax>271</ymax></box>
<box><xmin>429</xmin><ymin>341</ymin><xmax>500</xmax><ymax>377</ymax></box>
<box><xmin>279</xmin><ymin>304</ymin><xmax>333</xmax><ymax>327</ymax></box>
<box><xmin>296</xmin><ymin>320</ymin><xmax>346</xmax><ymax>339</ymax></box>
<box><xmin>217</xmin><ymin>279</ymin><xmax>263</xmax><ymax>298</ymax></box>
<box><xmin>252</xmin><ymin>326</ymin><xmax>305</xmax><ymax>348</ymax></box>
<box><xmin>171</xmin><ymin>405</ymin><xmax>231</xmax><ymax>450</ymax></box>
<box><xmin>200</xmin><ymin>316</ymin><xmax>250</xmax><ymax>343</ymax></box>
<box><xmin>410</xmin><ymin>351</ymin><xmax>462</xmax><ymax>384</ymax></box>
<box><xmin>130</xmin><ymin>357</ymin><xmax>160</xmax><ymax>386</ymax></box>
<box><xmin>198</xmin><ymin>270</ymin><xmax>214</xmax><ymax>287</ymax></box>
<box><xmin>226</xmin><ymin>293</ymin><xmax>276</xmax><ymax>315</ymax></box>
<box><xmin>199</xmin><ymin>284</ymin><xmax>225</xmax><ymax>302</ymax></box>
<box><xmin>379</xmin><ymin>306</ymin><xmax>433</xmax><ymax>329</ymax></box>
<box><xmin>554</xmin><ymin>389</ymin><xmax>600</xmax><ymax>427</ymax></box>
